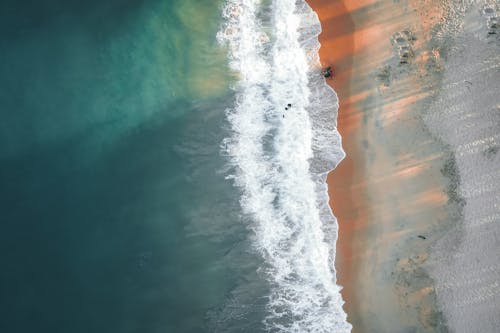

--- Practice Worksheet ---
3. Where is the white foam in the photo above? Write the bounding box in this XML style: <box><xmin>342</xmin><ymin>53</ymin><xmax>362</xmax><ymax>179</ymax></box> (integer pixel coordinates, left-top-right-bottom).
<box><xmin>218</xmin><ymin>1</ymin><xmax>351</xmax><ymax>331</ymax></box>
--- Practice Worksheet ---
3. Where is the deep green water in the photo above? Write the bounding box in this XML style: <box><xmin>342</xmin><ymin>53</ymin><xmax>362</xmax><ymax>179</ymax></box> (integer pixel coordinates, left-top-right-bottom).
<box><xmin>0</xmin><ymin>1</ymin><xmax>266</xmax><ymax>332</ymax></box>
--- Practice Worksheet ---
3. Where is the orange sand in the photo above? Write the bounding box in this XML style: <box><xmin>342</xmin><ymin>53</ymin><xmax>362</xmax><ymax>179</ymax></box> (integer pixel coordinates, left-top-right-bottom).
<box><xmin>307</xmin><ymin>0</ymin><xmax>371</xmax><ymax>325</ymax></box>
<box><xmin>307</xmin><ymin>0</ymin><xmax>452</xmax><ymax>331</ymax></box>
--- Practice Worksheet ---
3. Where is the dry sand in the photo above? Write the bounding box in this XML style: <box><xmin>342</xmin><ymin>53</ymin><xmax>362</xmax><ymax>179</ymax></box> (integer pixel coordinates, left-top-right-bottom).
<box><xmin>307</xmin><ymin>0</ymin><xmax>500</xmax><ymax>332</ymax></box>
<box><xmin>423</xmin><ymin>2</ymin><xmax>500</xmax><ymax>331</ymax></box>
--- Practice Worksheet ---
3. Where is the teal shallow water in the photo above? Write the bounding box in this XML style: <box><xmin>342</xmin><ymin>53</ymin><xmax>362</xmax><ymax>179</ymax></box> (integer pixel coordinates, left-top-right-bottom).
<box><xmin>0</xmin><ymin>1</ymin><xmax>267</xmax><ymax>332</ymax></box>
<box><xmin>0</xmin><ymin>0</ymin><xmax>231</xmax><ymax>158</ymax></box>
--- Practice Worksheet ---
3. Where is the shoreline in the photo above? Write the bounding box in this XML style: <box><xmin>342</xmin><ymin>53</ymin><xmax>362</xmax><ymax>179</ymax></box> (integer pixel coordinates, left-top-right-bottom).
<box><xmin>308</xmin><ymin>0</ymin><xmax>500</xmax><ymax>331</ymax></box>
<box><xmin>306</xmin><ymin>0</ymin><xmax>474</xmax><ymax>331</ymax></box>
<box><xmin>305</xmin><ymin>0</ymin><xmax>363</xmax><ymax>324</ymax></box>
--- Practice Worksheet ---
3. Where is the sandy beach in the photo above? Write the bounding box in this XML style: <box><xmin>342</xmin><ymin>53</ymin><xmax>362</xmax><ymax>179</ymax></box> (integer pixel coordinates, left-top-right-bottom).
<box><xmin>307</xmin><ymin>0</ymin><xmax>500</xmax><ymax>332</ymax></box>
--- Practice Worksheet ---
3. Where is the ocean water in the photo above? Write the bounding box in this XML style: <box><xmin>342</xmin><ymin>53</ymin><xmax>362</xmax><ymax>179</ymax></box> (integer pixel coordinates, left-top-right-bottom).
<box><xmin>218</xmin><ymin>1</ymin><xmax>350</xmax><ymax>332</ymax></box>
<box><xmin>0</xmin><ymin>0</ymin><xmax>350</xmax><ymax>332</ymax></box>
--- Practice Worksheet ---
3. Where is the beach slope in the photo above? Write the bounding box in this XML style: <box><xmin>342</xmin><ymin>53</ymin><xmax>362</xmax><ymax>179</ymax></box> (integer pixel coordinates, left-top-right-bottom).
<box><xmin>307</xmin><ymin>0</ymin><xmax>500</xmax><ymax>331</ymax></box>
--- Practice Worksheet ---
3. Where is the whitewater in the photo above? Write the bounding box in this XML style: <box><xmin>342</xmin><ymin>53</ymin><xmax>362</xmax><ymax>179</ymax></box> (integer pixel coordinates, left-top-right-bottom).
<box><xmin>217</xmin><ymin>0</ymin><xmax>352</xmax><ymax>332</ymax></box>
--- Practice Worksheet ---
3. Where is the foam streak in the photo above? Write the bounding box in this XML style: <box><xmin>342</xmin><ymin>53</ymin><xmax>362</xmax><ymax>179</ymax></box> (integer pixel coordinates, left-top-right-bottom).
<box><xmin>218</xmin><ymin>1</ymin><xmax>351</xmax><ymax>331</ymax></box>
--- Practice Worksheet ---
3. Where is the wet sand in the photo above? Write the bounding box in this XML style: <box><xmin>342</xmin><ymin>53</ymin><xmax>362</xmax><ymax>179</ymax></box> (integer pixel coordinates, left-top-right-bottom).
<box><xmin>307</xmin><ymin>0</ymin><xmax>500</xmax><ymax>332</ymax></box>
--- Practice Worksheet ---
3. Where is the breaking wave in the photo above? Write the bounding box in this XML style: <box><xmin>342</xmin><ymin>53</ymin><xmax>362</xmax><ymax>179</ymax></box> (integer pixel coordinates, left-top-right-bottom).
<box><xmin>217</xmin><ymin>0</ymin><xmax>351</xmax><ymax>331</ymax></box>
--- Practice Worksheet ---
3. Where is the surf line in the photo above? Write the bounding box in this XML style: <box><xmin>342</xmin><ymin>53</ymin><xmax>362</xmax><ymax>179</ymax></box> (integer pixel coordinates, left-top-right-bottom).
<box><xmin>218</xmin><ymin>1</ymin><xmax>351</xmax><ymax>332</ymax></box>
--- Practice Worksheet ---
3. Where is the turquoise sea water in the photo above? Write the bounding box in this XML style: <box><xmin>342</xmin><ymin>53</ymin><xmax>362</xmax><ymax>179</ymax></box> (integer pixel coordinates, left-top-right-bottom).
<box><xmin>1</xmin><ymin>0</ymin><xmax>352</xmax><ymax>332</ymax></box>
<box><xmin>0</xmin><ymin>1</ymin><xmax>268</xmax><ymax>332</ymax></box>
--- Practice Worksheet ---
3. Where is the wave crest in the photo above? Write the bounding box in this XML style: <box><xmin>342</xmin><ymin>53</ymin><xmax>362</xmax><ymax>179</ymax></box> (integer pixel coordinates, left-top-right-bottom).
<box><xmin>218</xmin><ymin>1</ymin><xmax>351</xmax><ymax>332</ymax></box>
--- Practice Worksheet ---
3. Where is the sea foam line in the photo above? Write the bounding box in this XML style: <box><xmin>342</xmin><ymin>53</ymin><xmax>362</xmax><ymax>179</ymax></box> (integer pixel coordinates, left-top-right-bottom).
<box><xmin>218</xmin><ymin>1</ymin><xmax>351</xmax><ymax>332</ymax></box>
